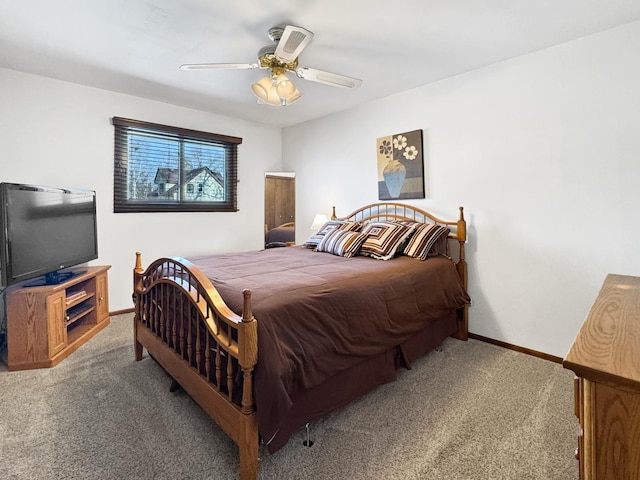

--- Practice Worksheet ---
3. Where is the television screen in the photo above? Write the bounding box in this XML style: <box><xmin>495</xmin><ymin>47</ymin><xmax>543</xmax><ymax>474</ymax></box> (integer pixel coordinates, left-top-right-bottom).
<box><xmin>0</xmin><ymin>183</ymin><xmax>98</xmax><ymax>287</ymax></box>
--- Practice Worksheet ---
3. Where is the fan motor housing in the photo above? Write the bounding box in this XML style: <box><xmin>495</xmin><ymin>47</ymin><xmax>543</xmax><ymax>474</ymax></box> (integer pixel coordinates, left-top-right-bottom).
<box><xmin>257</xmin><ymin>45</ymin><xmax>298</xmax><ymax>74</ymax></box>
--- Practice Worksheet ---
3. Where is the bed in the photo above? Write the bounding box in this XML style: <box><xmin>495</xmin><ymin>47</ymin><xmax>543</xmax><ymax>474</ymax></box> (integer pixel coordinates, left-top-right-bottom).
<box><xmin>132</xmin><ymin>202</ymin><xmax>470</xmax><ymax>480</ymax></box>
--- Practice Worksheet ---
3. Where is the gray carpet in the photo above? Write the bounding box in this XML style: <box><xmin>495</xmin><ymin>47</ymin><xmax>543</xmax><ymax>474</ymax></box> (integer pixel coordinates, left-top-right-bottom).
<box><xmin>0</xmin><ymin>314</ymin><xmax>579</xmax><ymax>479</ymax></box>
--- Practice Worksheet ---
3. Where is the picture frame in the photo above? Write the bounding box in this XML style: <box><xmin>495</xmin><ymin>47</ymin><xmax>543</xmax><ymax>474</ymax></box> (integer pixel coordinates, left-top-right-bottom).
<box><xmin>376</xmin><ymin>129</ymin><xmax>424</xmax><ymax>200</ymax></box>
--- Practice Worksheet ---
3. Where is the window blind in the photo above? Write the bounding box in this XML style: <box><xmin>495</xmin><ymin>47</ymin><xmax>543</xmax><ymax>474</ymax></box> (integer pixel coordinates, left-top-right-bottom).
<box><xmin>112</xmin><ymin>117</ymin><xmax>242</xmax><ymax>213</ymax></box>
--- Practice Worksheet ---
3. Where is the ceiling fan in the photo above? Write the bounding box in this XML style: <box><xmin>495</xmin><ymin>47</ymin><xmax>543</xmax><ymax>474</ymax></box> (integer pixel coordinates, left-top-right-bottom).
<box><xmin>180</xmin><ymin>25</ymin><xmax>362</xmax><ymax>106</ymax></box>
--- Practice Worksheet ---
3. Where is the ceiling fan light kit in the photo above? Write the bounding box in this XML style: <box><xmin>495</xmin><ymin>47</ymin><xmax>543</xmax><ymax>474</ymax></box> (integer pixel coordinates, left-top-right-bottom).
<box><xmin>180</xmin><ymin>24</ymin><xmax>362</xmax><ymax>107</ymax></box>
<box><xmin>251</xmin><ymin>73</ymin><xmax>302</xmax><ymax>106</ymax></box>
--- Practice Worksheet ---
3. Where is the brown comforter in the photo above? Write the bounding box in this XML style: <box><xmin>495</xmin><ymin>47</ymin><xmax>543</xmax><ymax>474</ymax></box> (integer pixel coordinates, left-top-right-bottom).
<box><xmin>187</xmin><ymin>246</ymin><xmax>469</xmax><ymax>449</ymax></box>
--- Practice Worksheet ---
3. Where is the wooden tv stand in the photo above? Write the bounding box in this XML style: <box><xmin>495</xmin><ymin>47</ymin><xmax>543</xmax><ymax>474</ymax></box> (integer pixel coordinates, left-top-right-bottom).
<box><xmin>6</xmin><ymin>265</ymin><xmax>110</xmax><ymax>371</ymax></box>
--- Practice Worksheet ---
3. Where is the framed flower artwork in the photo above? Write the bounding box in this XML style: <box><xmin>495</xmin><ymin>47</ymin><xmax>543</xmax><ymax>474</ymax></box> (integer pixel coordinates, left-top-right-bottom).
<box><xmin>376</xmin><ymin>129</ymin><xmax>424</xmax><ymax>200</ymax></box>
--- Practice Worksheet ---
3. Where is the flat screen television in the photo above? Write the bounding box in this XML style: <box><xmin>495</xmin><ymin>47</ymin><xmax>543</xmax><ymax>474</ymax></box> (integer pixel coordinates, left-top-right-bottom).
<box><xmin>0</xmin><ymin>182</ymin><xmax>98</xmax><ymax>287</ymax></box>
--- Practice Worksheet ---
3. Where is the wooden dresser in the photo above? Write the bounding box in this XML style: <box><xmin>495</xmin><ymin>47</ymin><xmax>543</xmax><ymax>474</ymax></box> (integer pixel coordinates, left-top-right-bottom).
<box><xmin>563</xmin><ymin>274</ymin><xmax>640</xmax><ymax>480</ymax></box>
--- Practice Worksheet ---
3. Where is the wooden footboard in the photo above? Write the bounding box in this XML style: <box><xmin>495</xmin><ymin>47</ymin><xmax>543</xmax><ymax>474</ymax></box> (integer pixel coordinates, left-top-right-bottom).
<box><xmin>133</xmin><ymin>253</ymin><xmax>259</xmax><ymax>480</ymax></box>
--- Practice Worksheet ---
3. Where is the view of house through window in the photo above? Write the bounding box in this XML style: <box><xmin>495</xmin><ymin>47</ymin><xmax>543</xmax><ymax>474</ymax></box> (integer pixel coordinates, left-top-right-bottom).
<box><xmin>112</xmin><ymin>117</ymin><xmax>242</xmax><ymax>212</ymax></box>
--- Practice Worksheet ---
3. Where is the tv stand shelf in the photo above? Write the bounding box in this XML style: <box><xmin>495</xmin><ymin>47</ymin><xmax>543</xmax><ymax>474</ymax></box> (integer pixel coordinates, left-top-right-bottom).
<box><xmin>6</xmin><ymin>266</ymin><xmax>110</xmax><ymax>371</ymax></box>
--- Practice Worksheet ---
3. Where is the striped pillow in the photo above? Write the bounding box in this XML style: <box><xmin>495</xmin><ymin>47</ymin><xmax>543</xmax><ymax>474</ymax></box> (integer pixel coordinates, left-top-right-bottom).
<box><xmin>359</xmin><ymin>221</ymin><xmax>412</xmax><ymax>260</ymax></box>
<box><xmin>303</xmin><ymin>221</ymin><xmax>361</xmax><ymax>249</ymax></box>
<box><xmin>403</xmin><ymin>224</ymin><xmax>450</xmax><ymax>260</ymax></box>
<box><xmin>316</xmin><ymin>228</ymin><xmax>368</xmax><ymax>257</ymax></box>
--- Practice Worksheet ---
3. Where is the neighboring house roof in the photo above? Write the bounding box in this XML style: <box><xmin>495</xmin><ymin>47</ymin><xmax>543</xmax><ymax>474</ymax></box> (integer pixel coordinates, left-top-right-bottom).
<box><xmin>154</xmin><ymin>167</ymin><xmax>223</xmax><ymax>186</ymax></box>
<box><xmin>154</xmin><ymin>167</ymin><xmax>180</xmax><ymax>185</ymax></box>
<box><xmin>154</xmin><ymin>167</ymin><xmax>224</xmax><ymax>197</ymax></box>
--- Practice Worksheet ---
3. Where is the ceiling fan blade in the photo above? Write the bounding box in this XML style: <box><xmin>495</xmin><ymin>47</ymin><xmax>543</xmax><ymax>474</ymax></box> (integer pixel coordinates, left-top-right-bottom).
<box><xmin>295</xmin><ymin>67</ymin><xmax>362</xmax><ymax>89</ymax></box>
<box><xmin>274</xmin><ymin>25</ymin><xmax>313</xmax><ymax>63</ymax></box>
<box><xmin>180</xmin><ymin>63</ymin><xmax>259</xmax><ymax>71</ymax></box>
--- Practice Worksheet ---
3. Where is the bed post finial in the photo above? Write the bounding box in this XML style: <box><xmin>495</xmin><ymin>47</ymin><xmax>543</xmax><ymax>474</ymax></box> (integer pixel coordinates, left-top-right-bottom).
<box><xmin>242</xmin><ymin>289</ymin><xmax>254</xmax><ymax>323</ymax></box>
<box><xmin>331</xmin><ymin>206</ymin><xmax>337</xmax><ymax>220</ymax></box>
<box><xmin>135</xmin><ymin>251</ymin><xmax>143</xmax><ymax>274</ymax></box>
<box><xmin>457</xmin><ymin>207</ymin><xmax>466</xmax><ymax>243</ymax></box>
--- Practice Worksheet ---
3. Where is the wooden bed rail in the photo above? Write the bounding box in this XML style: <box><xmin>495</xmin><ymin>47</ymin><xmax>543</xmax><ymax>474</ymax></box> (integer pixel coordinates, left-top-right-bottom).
<box><xmin>133</xmin><ymin>252</ymin><xmax>259</xmax><ymax>479</ymax></box>
<box><xmin>332</xmin><ymin>203</ymin><xmax>469</xmax><ymax>340</ymax></box>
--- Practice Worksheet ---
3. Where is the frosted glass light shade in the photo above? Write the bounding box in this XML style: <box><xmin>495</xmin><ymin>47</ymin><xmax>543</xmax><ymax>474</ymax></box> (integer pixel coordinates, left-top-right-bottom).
<box><xmin>281</xmin><ymin>88</ymin><xmax>302</xmax><ymax>105</ymax></box>
<box><xmin>251</xmin><ymin>76</ymin><xmax>281</xmax><ymax>106</ymax></box>
<box><xmin>274</xmin><ymin>74</ymin><xmax>296</xmax><ymax>97</ymax></box>
<box><xmin>251</xmin><ymin>76</ymin><xmax>271</xmax><ymax>99</ymax></box>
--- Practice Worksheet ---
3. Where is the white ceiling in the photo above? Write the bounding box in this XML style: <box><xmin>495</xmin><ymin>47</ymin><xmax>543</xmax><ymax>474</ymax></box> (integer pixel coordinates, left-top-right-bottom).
<box><xmin>2</xmin><ymin>0</ymin><xmax>640</xmax><ymax>127</ymax></box>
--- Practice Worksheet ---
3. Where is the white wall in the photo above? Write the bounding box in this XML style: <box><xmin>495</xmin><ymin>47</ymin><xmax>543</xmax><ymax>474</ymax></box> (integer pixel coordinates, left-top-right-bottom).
<box><xmin>0</xmin><ymin>68</ymin><xmax>282</xmax><ymax>312</ymax></box>
<box><xmin>3</xmin><ymin>20</ymin><xmax>639</xmax><ymax>358</ymax></box>
<box><xmin>284</xmin><ymin>21</ymin><xmax>640</xmax><ymax>358</ymax></box>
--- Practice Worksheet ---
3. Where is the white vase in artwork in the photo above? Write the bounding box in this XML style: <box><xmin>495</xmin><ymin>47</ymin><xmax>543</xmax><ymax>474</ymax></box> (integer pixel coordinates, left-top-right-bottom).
<box><xmin>383</xmin><ymin>159</ymin><xmax>406</xmax><ymax>198</ymax></box>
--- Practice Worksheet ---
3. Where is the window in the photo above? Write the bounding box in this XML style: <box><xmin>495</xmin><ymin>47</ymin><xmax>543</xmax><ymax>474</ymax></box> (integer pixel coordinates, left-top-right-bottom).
<box><xmin>112</xmin><ymin>117</ymin><xmax>242</xmax><ymax>212</ymax></box>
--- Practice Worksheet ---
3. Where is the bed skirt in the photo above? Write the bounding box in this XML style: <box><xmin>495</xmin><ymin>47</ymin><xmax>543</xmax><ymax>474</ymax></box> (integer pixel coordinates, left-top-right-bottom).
<box><xmin>264</xmin><ymin>312</ymin><xmax>457</xmax><ymax>452</ymax></box>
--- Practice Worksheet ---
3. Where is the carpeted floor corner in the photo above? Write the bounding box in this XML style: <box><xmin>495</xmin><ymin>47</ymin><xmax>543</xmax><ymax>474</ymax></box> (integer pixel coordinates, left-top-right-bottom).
<box><xmin>0</xmin><ymin>314</ymin><xmax>578</xmax><ymax>479</ymax></box>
